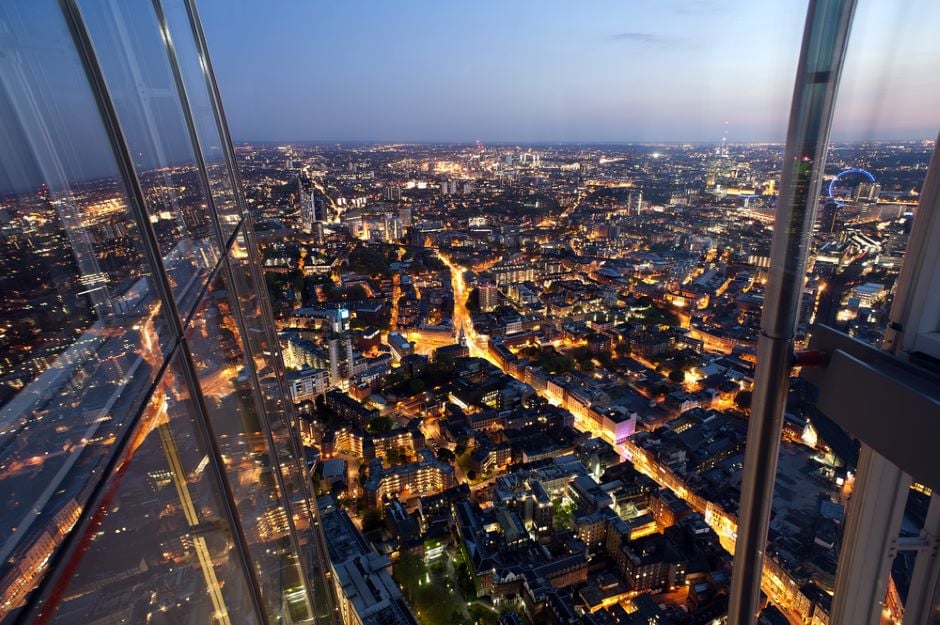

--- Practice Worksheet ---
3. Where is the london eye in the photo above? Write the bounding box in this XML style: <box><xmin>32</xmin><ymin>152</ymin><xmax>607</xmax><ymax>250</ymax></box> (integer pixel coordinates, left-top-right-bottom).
<box><xmin>827</xmin><ymin>167</ymin><xmax>876</xmax><ymax>204</ymax></box>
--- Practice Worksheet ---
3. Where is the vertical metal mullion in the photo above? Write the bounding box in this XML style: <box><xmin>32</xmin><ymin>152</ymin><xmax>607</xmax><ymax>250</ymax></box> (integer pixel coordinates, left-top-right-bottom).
<box><xmin>728</xmin><ymin>1</ymin><xmax>857</xmax><ymax>623</ymax></box>
<box><xmin>242</xmin><ymin>214</ymin><xmax>318</xmax><ymax>498</ymax></box>
<box><xmin>148</xmin><ymin>0</ymin><xmax>228</xmax><ymax>271</ymax></box>
<box><xmin>180</xmin><ymin>0</ymin><xmax>252</xmax><ymax>221</ymax></box>
<box><xmin>176</xmin><ymin>0</ymin><xmax>296</xmax><ymax>431</ymax></box>
<box><xmin>216</xmin><ymin>229</ymin><xmax>320</xmax><ymax>620</ymax></box>
<box><xmin>246</xmin><ymin>219</ymin><xmax>320</xmax><ymax>511</ymax></box>
<box><xmin>151</xmin><ymin>0</ymin><xmax>318</xmax><ymax>619</ymax></box>
<box><xmin>181</xmin><ymin>1</ymin><xmax>339</xmax><ymax>621</ymax></box>
<box><xmin>240</xmin><ymin>215</ymin><xmax>337</xmax><ymax>612</ymax></box>
<box><xmin>44</xmin><ymin>3</ymin><xmax>272</xmax><ymax>625</ymax></box>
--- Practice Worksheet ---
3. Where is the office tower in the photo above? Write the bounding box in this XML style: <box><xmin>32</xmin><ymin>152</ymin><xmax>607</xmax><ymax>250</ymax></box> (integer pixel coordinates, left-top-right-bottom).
<box><xmin>300</xmin><ymin>180</ymin><xmax>314</xmax><ymax>227</ymax></box>
<box><xmin>300</xmin><ymin>180</ymin><xmax>326</xmax><ymax>243</ymax></box>
<box><xmin>384</xmin><ymin>213</ymin><xmax>402</xmax><ymax>242</ymax></box>
<box><xmin>627</xmin><ymin>190</ymin><xmax>644</xmax><ymax>215</ymax></box>
<box><xmin>0</xmin><ymin>2</ymin><xmax>336</xmax><ymax>624</ymax></box>
<box><xmin>311</xmin><ymin>202</ymin><xmax>326</xmax><ymax>244</ymax></box>
<box><xmin>326</xmin><ymin>309</ymin><xmax>354</xmax><ymax>386</ymax></box>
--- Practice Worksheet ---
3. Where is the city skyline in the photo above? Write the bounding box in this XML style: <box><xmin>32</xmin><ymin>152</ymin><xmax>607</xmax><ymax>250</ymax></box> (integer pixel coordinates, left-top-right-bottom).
<box><xmin>199</xmin><ymin>0</ymin><xmax>940</xmax><ymax>144</ymax></box>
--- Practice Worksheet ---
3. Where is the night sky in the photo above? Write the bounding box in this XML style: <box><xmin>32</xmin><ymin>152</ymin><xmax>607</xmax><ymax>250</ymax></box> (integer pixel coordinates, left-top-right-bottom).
<box><xmin>197</xmin><ymin>0</ymin><xmax>940</xmax><ymax>144</ymax></box>
<box><xmin>0</xmin><ymin>0</ymin><xmax>937</xmax><ymax>194</ymax></box>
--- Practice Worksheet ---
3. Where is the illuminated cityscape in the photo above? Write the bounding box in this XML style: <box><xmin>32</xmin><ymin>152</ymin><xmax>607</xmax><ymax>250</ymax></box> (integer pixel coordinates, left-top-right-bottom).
<box><xmin>1</xmin><ymin>2</ymin><xmax>939</xmax><ymax>625</ymax></box>
<box><xmin>230</xmin><ymin>137</ymin><xmax>931</xmax><ymax>625</ymax></box>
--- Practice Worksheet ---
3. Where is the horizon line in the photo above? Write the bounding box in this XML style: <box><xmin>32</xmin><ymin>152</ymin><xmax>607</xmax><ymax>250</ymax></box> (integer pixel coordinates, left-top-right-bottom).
<box><xmin>231</xmin><ymin>137</ymin><xmax>936</xmax><ymax>147</ymax></box>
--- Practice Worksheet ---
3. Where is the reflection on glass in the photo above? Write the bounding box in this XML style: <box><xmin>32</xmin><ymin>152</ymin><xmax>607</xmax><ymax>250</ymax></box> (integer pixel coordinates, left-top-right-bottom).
<box><xmin>186</xmin><ymin>255</ymin><xmax>313</xmax><ymax>623</ymax></box>
<box><xmin>0</xmin><ymin>2</ymin><xmax>170</xmax><ymax>619</ymax></box>
<box><xmin>77</xmin><ymin>0</ymin><xmax>223</xmax><ymax>317</ymax></box>
<box><xmin>161</xmin><ymin>0</ymin><xmax>242</xmax><ymax>240</ymax></box>
<box><xmin>228</xmin><ymin>228</ymin><xmax>334</xmax><ymax>622</ymax></box>
<box><xmin>44</xmin><ymin>351</ymin><xmax>259</xmax><ymax>625</ymax></box>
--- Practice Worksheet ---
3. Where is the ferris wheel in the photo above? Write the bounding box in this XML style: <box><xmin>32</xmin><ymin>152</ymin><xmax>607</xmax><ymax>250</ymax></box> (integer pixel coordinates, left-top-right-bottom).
<box><xmin>827</xmin><ymin>167</ymin><xmax>876</xmax><ymax>204</ymax></box>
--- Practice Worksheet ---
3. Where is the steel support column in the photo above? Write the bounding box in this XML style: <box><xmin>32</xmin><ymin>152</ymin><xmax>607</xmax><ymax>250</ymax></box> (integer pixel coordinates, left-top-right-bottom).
<box><xmin>902</xmin><ymin>496</ymin><xmax>940</xmax><ymax>625</ymax></box>
<box><xmin>830</xmin><ymin>447</ymin><xmax>910</xmax><ymax>625</ymax></box>
<box><xmin>727</xmin><ymin>1</ymin><xmax>856</xmax><ymax>623</ymax></box>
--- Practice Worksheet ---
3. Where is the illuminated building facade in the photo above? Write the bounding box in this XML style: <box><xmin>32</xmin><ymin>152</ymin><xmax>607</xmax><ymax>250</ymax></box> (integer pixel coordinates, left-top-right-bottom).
<box><xmin>362</xmin><ymin>450</ymin><xmax>456</xmax><ymax>506</ymax></box>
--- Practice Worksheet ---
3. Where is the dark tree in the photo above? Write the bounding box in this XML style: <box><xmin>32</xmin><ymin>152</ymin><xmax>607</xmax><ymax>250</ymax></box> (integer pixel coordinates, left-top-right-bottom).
<box><xmin>361</xmin><ymin>509</ymin><xmax>383</xmax><ymax>533</ymax></box>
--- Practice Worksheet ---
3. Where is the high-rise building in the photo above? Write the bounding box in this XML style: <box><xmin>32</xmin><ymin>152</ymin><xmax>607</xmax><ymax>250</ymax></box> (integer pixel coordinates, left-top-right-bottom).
<box><xmin>0</xmin><ymin>2</ymin><xmax>336</xmax><ymax>624</ymax></box>
<box><xmin>300</xmin><ymin>179</ymin><xmax>326</xmax><ymax>242</ymax></box>
<box><xmin>855</xmin><ymin>181</ymin><xmax>881</xmax><ymax>201</ymax></box>
<box><xmin>328</xmin><ymin>334</ymin><xmax>356</xmax><ymax>386</ymax></box>
<box><xmin>818</xmin><ymin>200</ymin><xmax>840</xmax><ymax>234</ymax></box>
<box><xmin>479</xmin><ymin>282</ymin><xmax>499</xmax><ymax>312</ymax></box>
<box><xmin>398</xmin><ymin>206</ymin><xmax>412</xmax><ymax>228</ymax></box>
<box><xmin>627</xmin><ymin>190</ymin><xmax>645</xmax><ymax>215</ymax></box>
<box><xmin>384</xmin><ymin>213</ymin><xmax>402</xmax><ymax>242</ymax></box>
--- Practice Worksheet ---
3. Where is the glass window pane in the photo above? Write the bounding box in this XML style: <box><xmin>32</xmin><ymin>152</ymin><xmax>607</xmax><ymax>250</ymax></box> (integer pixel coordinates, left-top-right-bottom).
<box><xmin>227</xmin><ymin>227</ymin><xmax>334</xmax><ymax>621</ymax></box>
<box><xmin>186</xmin><ymin>262</ymin><xmax>312</xmax><ymax>623</ymax></box>
<box><xmin>76</xmin><ymin>1</ymin><xmax>222</xmax><ymax>318</ymax></box>
<box><xmin>42</xmin><ymin>351</ymin><xmax>260</xmax><ymax>625</ymax></box>
<box><xmin>161</xmin><ymin>0</ymin><xmax>242</xmax><ymax>240</ymax></box>
<box><xmin>229</xmin><ymin>228</ymin><xmax>311</xmax><ymax>512</ymax></box>
<box><xmin>0</xmin><ymin>2</ymin><xmax>171</xmax><ymax>618</ymax></box>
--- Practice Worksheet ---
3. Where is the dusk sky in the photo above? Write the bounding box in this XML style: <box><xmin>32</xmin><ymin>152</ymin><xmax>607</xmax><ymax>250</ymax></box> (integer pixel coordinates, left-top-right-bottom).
<box><xmin>198</xmin><ymin>0</ymin><xmax>939</xmax><ymax>144</ymax></box>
